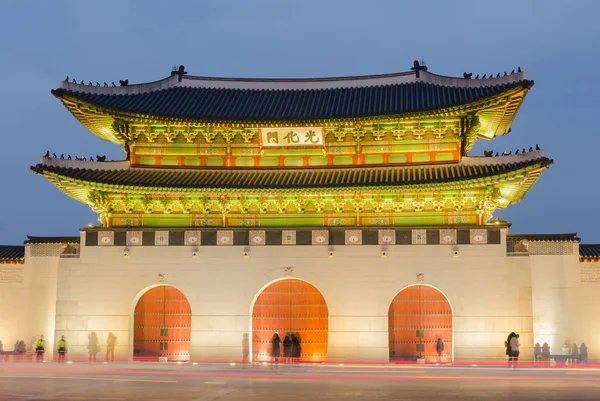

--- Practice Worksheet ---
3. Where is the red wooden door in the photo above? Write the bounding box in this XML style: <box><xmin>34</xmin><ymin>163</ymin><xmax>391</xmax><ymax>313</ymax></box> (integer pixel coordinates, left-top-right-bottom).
<box><xmin>252</xmin><ymin>279</ymin><xmax>328</xmax><ymax>362</ymax></box>
<box><xmin>134</xmin><ymin>286</ymin><xmax>191</xmax><ymax>361</ymax></box>
<box><xmin>388</xmin><ymin>285</ymin><xmax>452</xmax><ymax>361</ymax></box>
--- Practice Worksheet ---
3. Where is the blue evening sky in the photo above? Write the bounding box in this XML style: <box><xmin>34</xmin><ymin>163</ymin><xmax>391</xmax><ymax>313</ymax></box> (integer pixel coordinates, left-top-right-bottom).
<box><xmin>0</xmin><ymin>0</ymin><xmax>599</xmax><ymax>244</ymax></box>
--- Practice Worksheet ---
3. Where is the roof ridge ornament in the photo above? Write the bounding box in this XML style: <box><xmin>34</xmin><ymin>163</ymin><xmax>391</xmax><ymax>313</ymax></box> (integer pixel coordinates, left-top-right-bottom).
<box><xmin>171</xmin><ymin>65</ymin><xmax>188</xmax><ymax>82</ymax></box>
<box><xmin>410</xmin><ymin>60</ymin><xmax>428</xmax><ymax>79</ymax></box>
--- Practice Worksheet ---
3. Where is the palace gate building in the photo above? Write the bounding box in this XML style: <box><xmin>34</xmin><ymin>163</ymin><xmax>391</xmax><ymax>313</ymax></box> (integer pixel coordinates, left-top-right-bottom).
<box><xmin>1</xmin><ymin>63</ymin><xmax>599</xmax><ymax>363</ymax></box>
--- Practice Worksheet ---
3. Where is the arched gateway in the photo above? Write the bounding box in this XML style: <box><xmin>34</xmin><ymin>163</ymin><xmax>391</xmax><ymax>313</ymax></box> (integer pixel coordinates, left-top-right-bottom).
<box><xmin>133</xmin><ymin>285</ymin><xmax>191</xmax><ymax>361</ymax></box>
<box><xmin>252</xmin><ymin>279</ymin><xmax>328</xmax><ymax>362</ymax></box>
<box><xmin>388</xmin><ymin>285</ymin><xmax>453</xmax><ymax>362</ymax></box>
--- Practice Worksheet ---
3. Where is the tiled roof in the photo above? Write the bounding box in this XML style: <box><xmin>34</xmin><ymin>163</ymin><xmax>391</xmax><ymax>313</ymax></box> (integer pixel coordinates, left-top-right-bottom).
<box><xmin>52</xmin><ymin>80</ymin><xmax>531</xmax><ymax>122</ymax></box>
<box><xmin>0</xmin><ymin>245</ymin><xmax>25</xmax><ymax>261</ymax></box>
<box><xmin>25</xmin><ymin>236</ymin><xmax>80</xmax><ymax>244</ymax></box>
<box><xmin>507</xmin><ymin>233</ymin><xmax>580</xmax><ymax>242</ymax></box>
<box><xmin>31</xmin><ymin>157</ymin><xmax>552</xmax><ymax>190</ymax></box>
<box><xmin>580</xmin><ymin>244</ymin><xmax>600</xmax><ymax>259</ymax></box>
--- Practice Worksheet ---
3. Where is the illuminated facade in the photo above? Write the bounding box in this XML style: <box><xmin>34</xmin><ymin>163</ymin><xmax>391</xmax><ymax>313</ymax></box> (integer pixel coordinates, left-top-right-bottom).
<box><xmin>0</xmin><ymin>63</ymin><xmax>599</xmax><ymax>363</ymax></box>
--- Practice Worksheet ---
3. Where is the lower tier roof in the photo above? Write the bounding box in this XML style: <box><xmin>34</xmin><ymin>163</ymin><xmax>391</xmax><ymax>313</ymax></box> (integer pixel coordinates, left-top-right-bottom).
<box><xmin>32</xmin><ymin>155</ymin><xmax>552</xmax><ymax>191</ymax></box>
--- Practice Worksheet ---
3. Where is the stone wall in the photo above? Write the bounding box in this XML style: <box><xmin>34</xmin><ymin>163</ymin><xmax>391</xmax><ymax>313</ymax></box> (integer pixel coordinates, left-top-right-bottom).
<box><xmin>52</xmin><ymin>227</ymin><xmax>542</xmax><ymax>362</ymax></box>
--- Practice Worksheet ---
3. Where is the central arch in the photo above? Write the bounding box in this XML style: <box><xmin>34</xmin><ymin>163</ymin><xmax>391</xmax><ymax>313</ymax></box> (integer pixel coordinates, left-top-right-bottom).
<box><xmin>251</xmin><ymin>278</ymin><xmax>328</xmax><ymax>362</ymax></box>
<box><xmin>133</xmin><ymin>285</ymin><xmax>191</xmax><ymax>361</ymax></box>
<box><xmin>388</xmin><ymin>284</ymin><xmax>453</xmax><ymax>362</ymax></box>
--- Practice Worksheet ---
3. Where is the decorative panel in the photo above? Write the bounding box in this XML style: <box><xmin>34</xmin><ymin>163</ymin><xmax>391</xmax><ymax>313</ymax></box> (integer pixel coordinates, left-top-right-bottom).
<box><xmin>470</xmin><ymin>229</ymin><xmax>487</xmax><ymax>244</ymax></box>
<box><xmin>184</xmin><ymin>231</ymin><xmax>201</xmax><ymax>246</ymax></box>
<box><xmin>388</xmin><ymin>285</ymin><xmax>452</xmax><ymax>362</ymax></box>
<box><xmin>155</xmin><ymin>231</ymin><xmax>169</xmax><ymax>246</ymax></box>
<box><xmin>412</xmin><ymin>230</ymin><xmax>427</xmax><ymax>245</ymax></box>
<box><xmin>126</xmin><ymin>231</ymin><xmax>143</xmax><ymax>246</ymax></box>
<box><xmin>252</xmin><ymin>279</ymin><xmax>328</xmax><ymax>362</ymax></box>
<box><xmin>312</xmin><ymin>230</ymin><xmax>329</xmax><ymax>245</ymax></box>
<box><xmin>98</xmin><ymin>231</ymin><xmax>114</xmax><ymax>246</ymax></box>
<box><xmin>249</xmin><ymin>230</ymin><xmax>266</xmax><ymax>246</ymax></box>
<box><xmin>440</xmin><ymin>229</ymin><xmax>457</xmax><ymax>245</ymax></box>
<box><xmin>282</xmin><ymin>230</ymin><xmax>296</xmax><ymax>245</ymax></box>
<box><xmin>133</xmin><ymin>285</ymin><xmax>191</xmax><ymax>361</ymax></box>
<box><xmin>217</xmin><ymin>231</ymin><xmax>234</xmax><ymax>246</ymax></box>
<box><xmin>379</xmin><ymin>230</ymin><xmax>396</xmax><ymax>245</ymax></box>
<box><xmin>345</xmin><ymin>230</ymin><xmax>362</xmax><ymax>245</ymax></box>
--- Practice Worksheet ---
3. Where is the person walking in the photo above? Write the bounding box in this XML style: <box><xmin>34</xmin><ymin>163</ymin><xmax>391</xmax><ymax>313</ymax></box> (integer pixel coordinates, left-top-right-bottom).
<box><xmin>57</xmin><ymin>336</ymin><xmax>67</xmax><ymax>363</ymax></box>
<box><xmin>270</xmin><ymin>332</ymin><xmax>281</xmax><ymax>368</ymax></box>
<box><xmin>283</xmin><ymin>333</ymin><xmax>292</xmax><ymax>364</ymax></box>
<box><xmin>106</xmin><ymin>332</ymin><xmax>116</xmax><ymax>362</ymax></box>
<box><xmin>509</xmin><ymin>333</ymin><xmax>520</xmax><ymax>367</ymax></box>
<box><xmin>35</xmin><ymin>335</ymin><xmax>45</xmax><ymax>363</ymax></box>
<box><xmin>436</xmin><ymin>337</ymin><xmax>445</xmax><ymax>364</ymax></box>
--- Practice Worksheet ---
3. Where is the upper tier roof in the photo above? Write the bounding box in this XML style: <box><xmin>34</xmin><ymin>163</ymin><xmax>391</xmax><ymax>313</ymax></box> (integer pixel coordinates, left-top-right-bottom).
<box><xmin>52</xmin><ymin>69</ymin><xmax>532</xmax><ymax>123</ymax></box>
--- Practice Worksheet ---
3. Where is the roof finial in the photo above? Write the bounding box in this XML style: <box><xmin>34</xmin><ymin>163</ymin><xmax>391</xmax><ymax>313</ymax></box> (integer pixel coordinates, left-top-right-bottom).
<box><xmin>171</xmin><ymin>65</ymin><xmax>188</xmax><ymax>82</ymax></box>
<box><xmin>410</xmin><ymin>60</ymin><xmax>428</xmax><ymax>78</ymax></box>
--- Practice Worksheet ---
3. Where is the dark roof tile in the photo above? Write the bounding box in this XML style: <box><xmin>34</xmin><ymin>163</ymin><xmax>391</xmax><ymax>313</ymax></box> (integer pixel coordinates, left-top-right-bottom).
<box><xmin>0</xmin><ymin>245</ymin><xmax>25</xmax><ymax>261</ymax></box>
<box><xmin>580</xmin><ymin>244</ymin><xmax>600</xmax><ymax>259</ymax></box>
<box><xmin>25</xmin><ymin>236</ymin><xmax>80</xmax><ymax>244</ymax></box>
<box><xmin>507</xmin><ymin>233</ymin><xmax>580</xmax><ymax>242</ymax></box>
<box><xmin>31</xmin><ymin>157</ymin><xmax>552</xmax><ymax>190</ymax></box>
<box><xmin>52</xmin><ymin>80</ymin><xmax>530</xmax><ymax>122</ymax></box>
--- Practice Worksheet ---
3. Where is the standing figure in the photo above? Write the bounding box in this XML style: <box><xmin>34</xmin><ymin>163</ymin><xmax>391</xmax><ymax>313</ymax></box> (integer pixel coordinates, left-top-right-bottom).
<box><xmin>270</xmin><ymin>332</ymin><xmax>281</xmax><ymax>367</ymax></box>
<box><xmin>241</xmin><ymin>333</ymin><xmax>249</xmax><ymax>365</ymax></box>
<box><xmin>17</xmin><ymin>340</ymin><xmax>26</xmax><ymax>359</ymax></box>
<box><xmin>106</xmin><ymin>332</ymin><xmax>116</xmax><ymax>362</ymax></box>
<box><xmin>542</xmin><ymin>342</ymin><xmax>551</xmax><ymax>362</ymax></box>
<box><xmin>283</xmin><ymin>334</ymin><xmax>292</xmax><ymax>363</ymax></box>
<box><xmin>534</xmin><ymin>342</ymin><xmax>542</xmax><ymax>366</ymax></box>
<box><xmin>571</xmin><ymin>342</ymin><xmax>579</xmax><ymax>365</ymax></box>
<box><xmin>292</xmin><ymin>332</ymin><xmax>302</xmax><ymax>366</ymax></box>
<box><xmin>505</xmin><ymin>332</ymin><xmax>515</xmax><ymax>364</ymax></box>
<box><xmin>35</xmin><ymin>335</ymin><xmax>45</xmax><ymax>362</ymax></box>
<box><xmin>436</xmin><ymin>337</ymin><xmax>445</xmax><ymax>364</ymax></box>
<box><xmin>87</xmin><ymin>332</ymin><xmax>99</xmax><ymax>361</ymax></box>
<box><xmin>509</xmin><ymin>333</ymin><xmax>520</xmax><ymax>367</ymax></box>
<box><xmin>580</xmin><ymin>343</ymin><xmax>588</xmax><ymax>364</ymax></box>
<box><xmin>57</xmin><ymin>336</ymin><xmax>67</xmax><ymax>363</ymax></box>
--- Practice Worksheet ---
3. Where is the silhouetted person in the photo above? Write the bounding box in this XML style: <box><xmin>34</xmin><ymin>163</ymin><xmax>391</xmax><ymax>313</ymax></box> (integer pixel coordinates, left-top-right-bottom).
<box><xmin>88</xmin><ymin>332</ymin><xmax>99</xmax><ymax>361</ymax></box>
<box><xmin>57</xmin><ymin>335</ymin><xmax>67</xmax><ymax>363</ymax></box>
<box><xmin>436</xmin><ymin>337</ymin><xmax>445</xmax><ymax>364</ymax></box>
<box><xmin>292</xmin><ymin>332</ymin><xmax>302</xmax><ymax>366</ymax></box>
<box><xmin>542</xmin><ymin>342</ymin><xmax>551</xmax><ymax>362</ymax></box>
<box><xmin>283</xmin><ymin>334</ymin><xmax>292</xmax><ymax>363</ymax></box>
<box><xmin>580</xmin><ymin>343</ymin><xmax>588</xmax><ymax>363</ymax></box>
<box><xmin>106</xmin><ymin>332</ymin><xmax>116</xmax><ymax>362</ymax></box>
<box><xmin>534</xmin><ymin>342</ymin><xmax>542</xmax><ymax>365</ymax></box>
<box><xmin>270</xmin><ymin>332</ymin><xmax>281</xmax><ymax>368</ymax></box>
<box><xmin>571</xmin><ymin>342</ymin><xmax>579</xmax><ymax>365</ymax></box>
